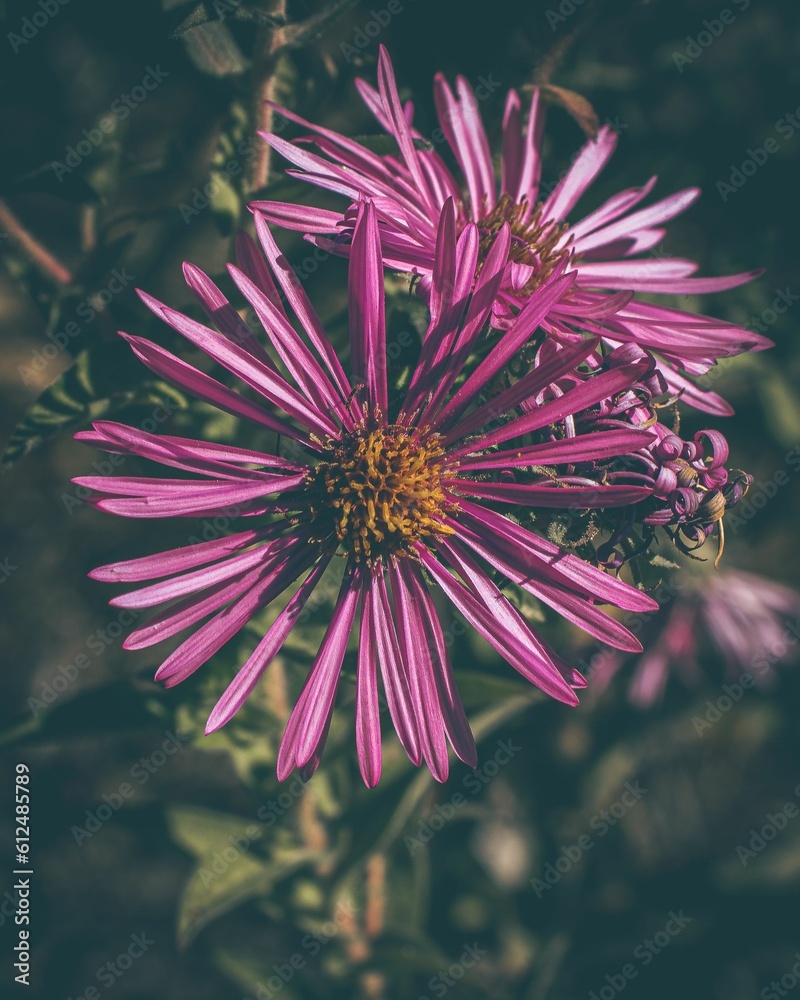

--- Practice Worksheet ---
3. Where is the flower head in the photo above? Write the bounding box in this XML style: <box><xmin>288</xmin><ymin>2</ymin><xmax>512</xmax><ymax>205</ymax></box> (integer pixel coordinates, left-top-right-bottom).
<box><xmin>592</xmin><ymin>570</ymin><xmax>800</xmax><ymax>708</ymax></box>
<box><xmin>252</xmin><ymin>46</ymin><xmax>769</xmax><ymax>415</ymax></box>
<box><xmin>76</xmin><ymin>200</ymin><xmax>659</xmax><ymax>786</ymax></box>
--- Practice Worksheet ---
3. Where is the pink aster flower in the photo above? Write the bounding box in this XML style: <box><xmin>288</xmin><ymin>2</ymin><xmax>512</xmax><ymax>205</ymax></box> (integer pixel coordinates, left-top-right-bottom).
<box><xmin>75</xmin><ymin>200</ymin><xmax>659</xmax><ymax>787</ymax></box>
<box><xmin>252</xmin><ymin>46</ymin><xmax>770</xmax><ymax>415</ymax></box>
<box><xmin>591</xmin><ymin>569</ymin><xmax>800</xmax><ymax>708</ymax></box>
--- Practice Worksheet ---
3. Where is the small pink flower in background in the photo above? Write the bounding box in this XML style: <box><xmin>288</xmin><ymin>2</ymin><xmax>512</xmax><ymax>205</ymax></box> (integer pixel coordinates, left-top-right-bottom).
<box><xmin>252</xmin><ymin>46</ymin><xmax>769</xmax><ymax>415</ymax></box>
<box><xmin>75</xmin><ymin>201</ymin><xmax>660</xmax><ymax>786</ymax></box>
<box><xmin>591</xmin><ymin>569</ymin><xmax>800</xmax><ymax>707</ymax></box>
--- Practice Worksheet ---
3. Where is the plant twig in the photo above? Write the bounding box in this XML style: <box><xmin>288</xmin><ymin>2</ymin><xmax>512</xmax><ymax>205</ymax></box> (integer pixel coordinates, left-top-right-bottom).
<box><xmin>0</xmin><ymin>198</ymin><xmax>73</xmax><ymax>286</ymax></box>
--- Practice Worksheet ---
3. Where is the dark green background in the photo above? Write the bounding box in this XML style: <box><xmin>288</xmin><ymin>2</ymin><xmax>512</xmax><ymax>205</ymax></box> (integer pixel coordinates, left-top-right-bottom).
<box><xmin>0</xmin><ymin>1</ymin><xmax>799</xmax><ymax>997</ymax></box>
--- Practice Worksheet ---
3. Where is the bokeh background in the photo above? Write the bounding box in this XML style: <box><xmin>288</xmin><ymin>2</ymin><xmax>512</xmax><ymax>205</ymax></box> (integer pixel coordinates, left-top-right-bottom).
<box><xmin>1</xmin><ymin>0</ymin><xmax>799</xmax><ymax>997</ymax></box>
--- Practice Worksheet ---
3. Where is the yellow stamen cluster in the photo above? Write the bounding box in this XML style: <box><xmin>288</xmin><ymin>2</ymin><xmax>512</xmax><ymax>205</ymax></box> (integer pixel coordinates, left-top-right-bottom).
<box><xmin>478</xmin><ymin>194</ymin><xmax>571</xmax><ymax>295</ymax></box>
<box><xmin>310</xmin><ymin>427</ymin><xmax>454</xmax><ymax>563</ymax></box>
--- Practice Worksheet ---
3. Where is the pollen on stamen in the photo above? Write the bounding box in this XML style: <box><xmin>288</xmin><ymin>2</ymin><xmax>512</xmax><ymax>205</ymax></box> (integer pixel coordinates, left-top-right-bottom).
<box><xmin>308</xmin><ymin>425</ymin><xmax>457</xmax><ymax>563</ymax></box>
<box><xmin>477</xmin><ymin>194</ymin><xmax>572</xmax><ymax>295</ymax></box>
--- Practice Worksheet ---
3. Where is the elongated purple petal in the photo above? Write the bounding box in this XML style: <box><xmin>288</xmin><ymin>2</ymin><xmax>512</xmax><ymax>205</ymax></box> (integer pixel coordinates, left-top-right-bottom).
<box><xmin>205</xmin><ymin>555</ymin><xmax>332</xmax><ymax>734</ymax></box>
<box><xmin>276</xmin><ymin>562</ymin><xmax>361</xmax><ymax>779</ymax></box>
<box><xmin>349</xmin><ymin>201</ymin><xmax>388</xmax><ymax>413</ymax></box>
<box><xmin>252</xmin><ymin>213</ymin><xmax>355</xmax><ymax>410</ymax></box>
<box><xmin>138</xmin><ymin>291</ymin><xmax>339</xmax><ymax>438</ymax></box>
<box><xmin>372</xmin><ymin>569</ymin><xmax>422</xmax><ymax>765</ymax></box>
<box><xmin>543</xmin><ymin>126</ymin><xmax>618</xmax><ymax>222</ymax></box>
<box><xmin>109</xmin><ymin>532</ymin><xmax>300</xmax><ymax>609</ymax></box>
<box><xmin>119</xmin><ymin>333</ymin><xmax>310</xmax><ymax>444</ymax></box>
<box><xmin>449</xmin><ymin>480</ymin><xmax>652</xmax><ymax>508</ymax></box>
<box><xmin>457</xmin><ymin>428</ymin><xmax>654</xmax><ymax>470</ymax></box>
<box><xmin>449</xmin><ymin>361</ymin><xmax>651</xmax><ymax>456</ymax></box>
<box><xmin>451</xmin><ymin>499</ymin><xmax>658</xmax><ymax>612</ymax></box>
<box><xmin>391</xmin><ymin>559</ymin><xmax>449</xmax><ymax>782</ymax></box>
<box><xmin>417</xmin><ymin>545</ymin><xmax>579</xmax><ymax>704</ymax></box>
<box><xmin>403</xmin><ymin>563</ymin><xmax>477</xmax><ymax>767</ymax></box>
<box><xmin>88</xmin><ymin>528</ymin><xmax>273</xmax><ymax>583</ymax></box>
<box><xmin>155</xmin><ymin>542</ymin><xmax>316</xmax><ymax>686</ymax></box>
<box><xmin>355</xmin><ymin>575</ymin><xmax>383</xmax><ymax>787</ymax></box>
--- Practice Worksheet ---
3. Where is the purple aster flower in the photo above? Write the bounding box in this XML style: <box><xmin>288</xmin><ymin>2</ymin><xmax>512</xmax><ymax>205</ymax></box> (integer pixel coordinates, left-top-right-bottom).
<box><xmin>75</xmin><ymin>200</ymin><xmax>659</xmax><ymax>786</ymax></box>
<box><xmin>252</xmin><ymin>46</ymin><xmax>769</xmax><ymax>415</ymax></box>
<box><xmin>591</xmin><ymin>570</ymin><xmax>800</xmax><ymax>708</ymax></box>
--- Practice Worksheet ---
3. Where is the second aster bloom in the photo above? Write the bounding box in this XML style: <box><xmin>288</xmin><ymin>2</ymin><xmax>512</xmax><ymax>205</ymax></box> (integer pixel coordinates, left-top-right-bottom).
<box><xmin>252</xmin><ymin>46</ymin><xmax>769</xmax><ymax>415</ymax></box>
<box><xmin>75</xmin><ymin>201</ymin><xmax>659</xmax><ymax>787</ymax></box>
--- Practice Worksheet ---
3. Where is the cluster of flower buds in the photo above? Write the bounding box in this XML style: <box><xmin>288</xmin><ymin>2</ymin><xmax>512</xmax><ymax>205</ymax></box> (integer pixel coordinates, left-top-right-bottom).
<box><xmin>477</xmin><ymin>340</ymin><xmax>751</xmax><ymax>569</ymax></box>
<box><xmin>568</xmin><ymin>344</ymin><xmax>753</xmax><ymax>562</ymax></box>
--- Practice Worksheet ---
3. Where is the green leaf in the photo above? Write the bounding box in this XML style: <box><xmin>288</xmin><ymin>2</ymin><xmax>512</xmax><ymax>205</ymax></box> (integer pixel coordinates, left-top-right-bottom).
<box><xmin>0</xmin><ymin>678</ymin><xmax>173</xmax><ymax>751</ymax></box>
<box><xmin>168</xmin><ymin>805</ymin><xmax>264</xmax><ymax>859</ymax></box>
<box><xmin>170</xmin><ymin>8</ymin><xmax>249</xmax><ymax>76</ymax></box>
<box><xmin>178</xmin><ymin>852</ymin><xmax>276</xmax><ymax>948</ymax></box>
<box><xmin>280</xmin><ymin>0</ymin><xmax>361</xmax><ymax>50</ymax></box>
<box><xmin>4</xmin><ymin>342</ymin><xmax>187</xmax><ymax>465</ymax></box>
<box><xmin>455</xmin><ymin>671</ymin><xmax>538</xmax><ymax>709</ymax></box>
<box><xmin>169</xmin><ymin>805</ymin><xmax>324</xmax><ymax>947</ymax></box>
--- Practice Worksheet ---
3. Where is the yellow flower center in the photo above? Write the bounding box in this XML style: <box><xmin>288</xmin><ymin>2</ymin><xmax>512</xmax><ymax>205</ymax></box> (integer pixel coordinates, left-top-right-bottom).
<box><xmin>310</xmin><ymin>427</ymin><xmax>455</xmax><ymax>563</ymax></box>
<box><xmin>477</xmin><ymin>194</ymin><xmax>571</xmax><ymax>295</ymax></box>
